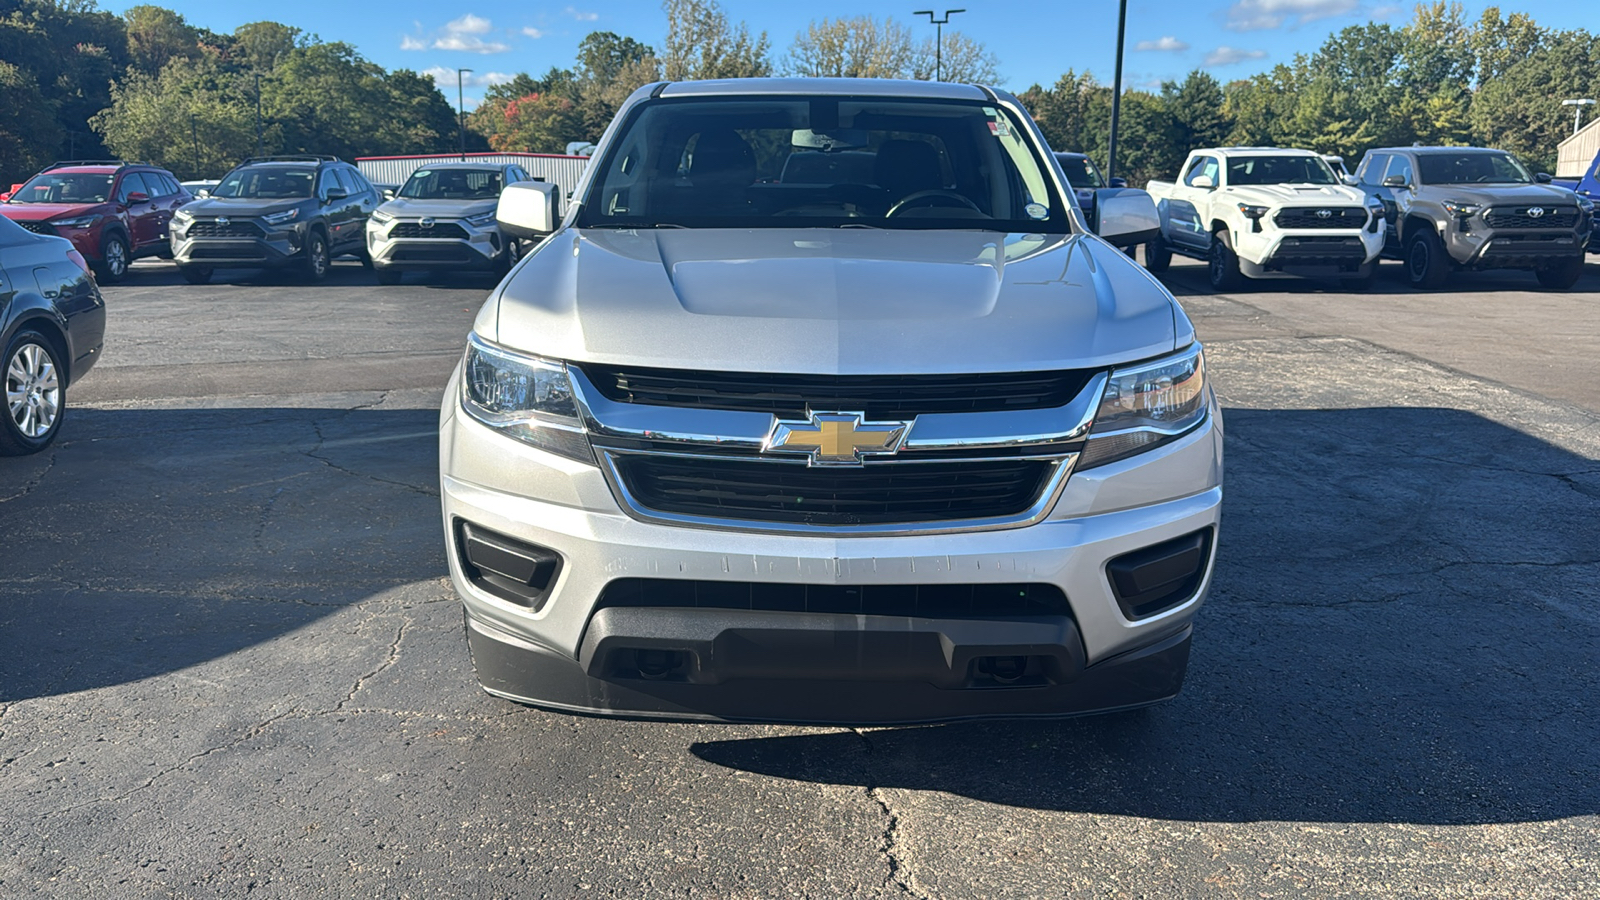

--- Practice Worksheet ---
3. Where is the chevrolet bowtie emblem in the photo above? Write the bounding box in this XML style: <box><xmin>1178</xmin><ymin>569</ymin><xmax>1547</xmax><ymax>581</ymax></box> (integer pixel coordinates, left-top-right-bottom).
<box><xmin>766</xmin><ymin>411</ymin><xmax>909</xmax><ymax>467</ymax></box>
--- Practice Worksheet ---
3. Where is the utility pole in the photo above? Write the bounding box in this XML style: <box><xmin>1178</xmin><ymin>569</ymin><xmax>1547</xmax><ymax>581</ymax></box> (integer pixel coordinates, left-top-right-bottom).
<box><xmin>254</xmin><ymin>72</ymin><xmax>263</xmax><ymax>157</ymax></box>
<box><xmin>457</xmin><ymin>68</ymin><xmax>473</xmax><ymax>160</ymax></box>
<box><xmin>191</xmin><ymin>114</ymin><xmax>200</xmax><ymax>177</ymax></box>
<box><xmin>1563</xmin><ymin>98</ymin><xmax>1596</xmax><ymax>134</ymax></box>
<box><xmin>1106</xmin><ymin>0</ymin><xmax>1128</xmax><ymax>183</ymax></box>
<box><xmin>913</xmin><ymin>9</ymin><xmax>965</xmax><ymax>82</ymax></box>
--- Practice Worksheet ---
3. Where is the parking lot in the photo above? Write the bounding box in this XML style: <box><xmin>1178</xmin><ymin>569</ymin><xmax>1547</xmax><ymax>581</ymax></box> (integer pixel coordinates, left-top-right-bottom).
<box><xmin>3</xmin><ymin>255</ymin><xmax>1598</xmax><ymax>897</ymax></box>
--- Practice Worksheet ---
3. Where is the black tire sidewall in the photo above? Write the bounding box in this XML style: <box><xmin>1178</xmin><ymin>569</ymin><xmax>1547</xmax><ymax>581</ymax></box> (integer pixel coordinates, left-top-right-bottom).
<box><xmin>304</xmin><ymin>231</ymin><xmax>329</xmax><ymax>281</ymax></box>
<box><xmin>0</xmin><ymin>330</ymin><xmax>65</xmax><ymax>455</ymax></box>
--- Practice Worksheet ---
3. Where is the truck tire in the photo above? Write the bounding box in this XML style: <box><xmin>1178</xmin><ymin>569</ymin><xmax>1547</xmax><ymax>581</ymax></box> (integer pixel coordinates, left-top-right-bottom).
<box><xmin>1207</xmin><ymin>229</ymin><xmax>1243</xmax><ymax>291</ymax></box>
<box><xmin>1404</xmin><ymin>227</ymin><xmax>1450</xmax><ymax>289</ymax></box>
<box><xmin>1144</xmin><ymin>234</ymin><xmax>1171</xmax><ymax>272</ymax></box>
<box><xmin>1534</xmin><ymin>257</ymin><xmax>1584</xmax><ymax>290</ymax></box>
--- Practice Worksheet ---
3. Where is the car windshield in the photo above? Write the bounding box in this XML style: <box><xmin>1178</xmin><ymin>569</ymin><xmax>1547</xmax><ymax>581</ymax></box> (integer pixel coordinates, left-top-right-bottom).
<box><xmin>1417</xmin><ymin>152</ymin><xmax>1532</xmax><ymax>185</ymax></box>
<box><xmin>212</xmin><ymin>168</ymin><xmax>315</xmax><ymax>199</ymax></box>
<box><xmin>578</xmin><ymin>95</ymin><xmax>1070</xmax><ymax>231</ymax></box>
<box><xmin>1226</xmin><ymin>156</ymin><xmax>1339</xmax><ymax>186</ymax></box>
<box><xmin>1054</xmin><ymin>155</ymin><xmax>1105</xmax><ymax>189</ymax></box>
<box><xmin>400</xmin><ymin>168</ymin><xmax>504</xmax><ymax>200</ymax></box>
<box><xmin>9</xmin><ymin>173</ymin><xmax>114</xmax><ymax>204</ymax></box>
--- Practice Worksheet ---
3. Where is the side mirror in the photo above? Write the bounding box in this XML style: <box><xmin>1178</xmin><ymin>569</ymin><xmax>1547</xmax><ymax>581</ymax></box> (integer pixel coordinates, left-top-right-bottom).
<box><xmin>126</xmin><ymin>191</ymin><xmax>149</xmax><ymax>204</ymax></box>
<box><xmin>1108</xmin><ymin>177</ymin><xmax>1128</xmax><ymax>188</ymax></box>
<box><xmin>1535</xmin><ymin>172</ymin><xmax>1553</xmax><ymax>184</ymax></box>
<box><xmin>1341</xmin><ymin>174</ymin><xmax>1359</xmax><ymax>186</ymax></box>
<box><xmin>1382</xmin><ymin>174</ymin><xmax>1408</xmax><ymax>188</ymax></box>
<box><xmin>497</xmin><ymin>180</ymin><xmax>560</xmax><ymax>238</ymax></box>
<box><xmin>1189</xmin><ymin>174</ymin><xmax>1215</xmax><ymax>190</ymax></box>
<box><xmin>324</xmin><ymin>187</ymin><xmax>349</xmax><ymax>202</ymax></box>
<box><xmin>382</xmin><ymin>188</ymin><xmax>395</xmax><ymax>200</ymax></box>
<box><xmin>1094</xmin><ymin>187</ymin><xmax>1160</xmax><ymax>246</ymax></box>
<box><xmin>196</xmin><ymin>189</ymin><xmax>211</xmax><ymax>198</ymax></box>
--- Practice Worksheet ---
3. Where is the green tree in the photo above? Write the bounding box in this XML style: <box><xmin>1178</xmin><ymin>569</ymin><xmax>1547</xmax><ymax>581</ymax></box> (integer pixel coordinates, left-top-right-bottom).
<box><xmin>574</xmin><ymin>32</ymin><xmax>659</xmax><ymax>140</ymax></box>
<box><xmin>786</xmin><ymin>16</ymin><xmax>916</xmax><ymax>79</ymax></box>
<box><xmin>1470</xmin><ymin>30</ymin><xmax>1600</xmax><ymax>172</ymax></box>
<box><xmin>1161</xmin><ymin>70</ymin><xmax>1232</xmax><ymax>152</ymax></box>
<box><xmin>0</xmin><ymin>60</ymin><xmax>62</xmax><ymax>180</ymax></box>
<box><xmin>911</xmin><ymin>31</ymin><xmax>998</xmax><ymax>83</ymax></box>
<box><xmin>122</xmin><ymin>4</ymin><xmax>199</xmax><ymax>76</ymax></box>
<box><xmin>662</xmin><ymin>0</ymin><xmax>771</xmax><ymax>80</ymax></box>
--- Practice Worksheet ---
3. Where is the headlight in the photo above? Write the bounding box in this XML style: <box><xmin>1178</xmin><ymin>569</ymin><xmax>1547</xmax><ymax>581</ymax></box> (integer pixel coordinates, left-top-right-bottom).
<box><xmin>51</xmin><ymin>216</ymin><xmax>97</xmax><ymax>229</ymax></box>
<box><xmin>1079</xmin><ymin>345</ymin><xmax>1209</xmax><ymax>469</ymax></box>
<box><xmin>261</xmin><ymin>208</ymin><xmax>300</xmax><ymax>226</ymax></box>
<box><xmin>1441</xmin><ymin>201</ymin><xmax>1480</xmax><ymax>218</ymax></box>
<box><xmin>172</xmin><ymin>208</ymin><xmax>194</xmax><ymax>224</ymax></box>
<box><xmin>1575</xmin><ymin>195</ymin><xmax>1594</xmax><ymax>215</ymax></box>
<box><xmin>1236</xmin><ymin>204</ymin><xmax>1269</xmax><ymax>219</ymax></box>
<box><xmin>461</xmin><ymin>336</ymin><xmax>593</xmax><ymax>463</ymax></box>
<box><xmin>464</xmin><ymin>210</ymin><xmax>497</xmax><ymax>228</ymax></box>
<box><xmin>369</xmin><ymin>209</ymin><xmax>394</xmax><ymax>225</ymax></box>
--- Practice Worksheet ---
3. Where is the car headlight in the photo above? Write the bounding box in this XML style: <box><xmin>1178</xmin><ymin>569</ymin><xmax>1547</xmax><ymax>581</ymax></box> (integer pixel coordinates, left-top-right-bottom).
<box><xmin>261</xmin><ymin>208</ymin><xmax>300</xmax><ymax>226</ymax></box>
<box><xmin>370</xmin><ymin>209</ymin><xmax>394</xmax><ymax>225</ymax></box>
<box><xmin>50</xmin><ymin>216</ymin><xmax>97</xmax><ymax>229</ymax></box>
<box><xmin>1236</xmin><ymin>204</ymin><xmax>1269</xmax><ymax>220</ymax></box>
<box><xmin>461</xmin><ymin>335</ymin><xmax>593</xmax><ymax>463</ymax></box>
<box><xmin>172</xmin><ymin>208</ymin><xmax>194</xmax><ymax>224</ymax></box>
<box><xmin>464</xmin><ymin>211</ymin><xmax>497</xmax><ymax>228</ymax></box>
<box><xmin>1575</xmin><ymin>195</ymin><xmax>1594</xmax><ymax>215</ymax></box>
<box><xmin>1441</xmin><ymin>200</ymin><xmax>1480</xmax><ymax>218</ymax></box>
<box><xmin>1078</xmin><ymin>345</ymin><xmax>1209</xmax><ymax>469</ymax></box>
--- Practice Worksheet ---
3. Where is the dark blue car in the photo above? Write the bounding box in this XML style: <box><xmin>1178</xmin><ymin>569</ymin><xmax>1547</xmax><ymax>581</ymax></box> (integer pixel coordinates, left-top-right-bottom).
<box><xmin>1052</xmin><ymin>152</ymin><xmax>1124</xmax><ymax>232</ymax></box>
<box><xmin>1553</xmin><ymin>149</ymin><xmax>1600</xmax><ymax>252</ymax></box>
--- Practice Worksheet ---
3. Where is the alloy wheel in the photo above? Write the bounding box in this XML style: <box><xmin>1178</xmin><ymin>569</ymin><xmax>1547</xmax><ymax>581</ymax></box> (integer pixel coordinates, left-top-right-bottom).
<box><xmin>6</xmin><ymin>342</ymin><xmax>60</xmax><ymax>439</ymax></box>
<box><xmin>104</xmin><ymin>238</ymin><xmax>128</xmax><ymax>277</ymax></box>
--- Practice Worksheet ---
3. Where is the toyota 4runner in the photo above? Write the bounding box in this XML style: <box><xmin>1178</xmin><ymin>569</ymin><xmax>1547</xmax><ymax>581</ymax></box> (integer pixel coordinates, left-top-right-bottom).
<box><xmin>441</xmin><ymin>78</ymin><xmax>1221</xmax><ymax>724</ymax></box>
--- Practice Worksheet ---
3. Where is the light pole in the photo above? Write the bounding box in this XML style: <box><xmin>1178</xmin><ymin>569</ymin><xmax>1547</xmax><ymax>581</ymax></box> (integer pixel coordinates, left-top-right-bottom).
<box><xmin>253</xmin><ymin>72</ymin><xmax>263</xmax><ymax>157</ymax></box>
<box><xmin>1106</xmin><ymin>0</ymin><xmax>1128</xmax><ymax>184</ymax></box>
<box><xmin>1562</xmin><ymin>98</ymin><xmax>1596</xmax><ymax>135</ymax></box>
<box><xmin>913</xmin><ymin>9</ymin><xmax>965</xmax><ymax>82</ymax></box>
<box><xmin>457</xmin><ymin>68</ymin><xmax>473</xmax><ymax>159</ymax></box>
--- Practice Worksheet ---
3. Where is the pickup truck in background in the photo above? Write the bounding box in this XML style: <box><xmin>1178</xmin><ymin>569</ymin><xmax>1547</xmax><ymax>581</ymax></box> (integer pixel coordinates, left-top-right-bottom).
<box><xmin>1354</xmin><ymin>146</ymin><xmax>1592</xmax><ymax>289</ymax></box>
<box><xmin>1552</xmin><ymin>147</ymin><xmax>1600</xmax><ymax>254</ymax></box>
<box><xmin>1145</xmin><ymin>147</ymin><xmax>1384</xmax><ymax>290</ymax></box>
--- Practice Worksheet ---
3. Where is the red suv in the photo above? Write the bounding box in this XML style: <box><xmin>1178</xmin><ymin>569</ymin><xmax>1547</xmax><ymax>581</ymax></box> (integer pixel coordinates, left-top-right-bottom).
<box><xmin>0</xmin><ymin>161</ymin><xmax>192</xmax><ymax>283</ymax></box>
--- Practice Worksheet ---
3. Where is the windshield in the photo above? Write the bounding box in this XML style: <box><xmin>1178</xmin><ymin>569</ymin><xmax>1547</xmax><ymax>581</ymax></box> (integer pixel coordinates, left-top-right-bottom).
<box><xmin>577</xmin><ymin>95</ymin><xmax>1070</xmax><ymax>231</ymax></box>
<box><xmin>1227</xmin><ymin>156</ymin><xmax>1338</xmax><ymax>186</ymax></box>
<box><xmin>212</xmin><ymin>168</ymin><xmax>315</xmax><ymax>199</ymax></box>
<box><xmin>1054</xmin><ymin>154</ymin><xmax>1105</xmax><ymax>189</ymax></box>
<box><xmin>9</xmin><ymin>173</ymin><xmax>114</xmax><ymax>204</ymax></box>
<box><xmin>1417</xmin><ymin>152</ymin><xmax>1532</xmax><ymax>185</ymax></box>
<box><xmin>400</xmin><ymin>168</ymin><xmax>504</xmax><ymax>200</ymax></box>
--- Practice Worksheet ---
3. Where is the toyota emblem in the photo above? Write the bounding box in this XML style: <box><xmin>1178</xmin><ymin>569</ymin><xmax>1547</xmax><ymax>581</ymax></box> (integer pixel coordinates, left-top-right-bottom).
<box><xmin>1527</xmin><ymin>207</ymin><xmax>1545</xmax><ymax>218</ymax></box>
<box><xmin>1316</xmin><ymin>209</ymin><xmax>1333</xmax><ymax>219</ymax></box>
<box><xmin>216</xmin><ymin>216</ymin><xmax>230</xmax><ymax>226</ymax></box>
<box><xmin>420</xmin><ymin>217</ymin><xmax>436</xmax><ymax>228</ymax></box>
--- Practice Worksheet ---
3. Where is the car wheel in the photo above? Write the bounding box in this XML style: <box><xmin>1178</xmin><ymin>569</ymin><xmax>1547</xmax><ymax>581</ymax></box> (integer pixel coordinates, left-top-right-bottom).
<box><xmin>1</xmin><ymin>330</ymin><xmax>65</xmax><ymax>456</ymax></box>
<box><xmin>1404</xmin><ymin>227</ymin><xmax>1450</xmax><ymax>289</ymax></box>
<box><xmin>375</xmin><ymin>266</ymin><xmax>403</xmax><ymax>286</ymax></box>
<box><xmin>496</xmin><ymin>238</ymin><xmax>522</xmax><ymax>276</ymax></box>
<box><xmin>96</xmin><ymin>232</ymin><xmax>130</xmax><ymax>283</ymax></box>
<box><xmin>1207</xmin><ymin>229</ymin><xmax>1243</xmax><ymax>291</ymax></box>
<box><xmin>1144</xmin><ymin>234</ymin><xmax>1171</xmax><ymax>272</ymax></box>
<box><xmin>178</xmin><ymin>265</ymin><xmax>213</xmax><ymax>284</ymax></box>
<box><xmin>1534</xmin><ymin>257</ymin><xmax>1584</xmax><ymax>290</ymax></box>
<box><xmin>302</xmin><ymin>230</ymin><xmax>330</xmax><ymax>282</ymax></box>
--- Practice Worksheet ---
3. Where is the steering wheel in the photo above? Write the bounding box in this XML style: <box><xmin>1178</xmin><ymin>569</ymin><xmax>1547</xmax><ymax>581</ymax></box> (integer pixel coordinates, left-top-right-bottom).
<box><xmin>886</xmin><ymin>189</ymin><xmax>981</xmax><ymax>217</ymax></box>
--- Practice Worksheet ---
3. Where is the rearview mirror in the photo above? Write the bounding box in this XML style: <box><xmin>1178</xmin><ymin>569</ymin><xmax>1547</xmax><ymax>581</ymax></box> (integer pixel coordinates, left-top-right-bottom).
<box><xmin>792</xmin><ymin>128</ymin><xmax>868</xmax><ymax>151</ymax></box>
<box><xmin>1382</xmin><ymin>175</ymin><xmax>1408</xmax><ymax>188</ymax></box>
<box><xmin>324</xmin><ymin>187</ymin><xmax>349</xmax><ymax>202</ymax></box>
<box><xmin>126</xmin><ymin>191</ymin><xmax>149</xmax><ymax>204</ymax></box>
<box><xmin>1190</xmin><ymin>174</ymin><xmax>1215</xmax><ymax>189</ymax></box>
<box><xmin>497</xmin><ymin>180</ymin><xmax>560</xmax><ymax>238</ymax></box>
<box><xmin>1109</xmin><ymin>177</ymin><xmax>1128</xmax><ymax>188</ymax></box>
<box><xmin>1094</xmin><ymin>188</ymin><xmax>1160</xmax><ymax>245</ymax></box>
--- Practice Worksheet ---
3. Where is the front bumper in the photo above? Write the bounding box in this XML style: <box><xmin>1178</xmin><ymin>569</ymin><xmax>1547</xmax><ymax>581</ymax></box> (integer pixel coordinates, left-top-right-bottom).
<box><xmin>1460</xmin><ymin>231</ymin><xmax>1587</xmax><ymax>267</ymax></box>
<box><xmin>440</xmin><ymin>372</ymin><xmax>1224</xmax><ymax>724</ymax></box>
<box><xmin>170</xmin><ymin>223</ymin><xmax>306</xmax><ymax>268</ymax></box>
<box><xmin>1238</xmin><ymin>227</ymin><xmax>1383</xmax><ymax>279</ymax></box>
<box><xmin>367</xmin><ymin>219</ymin><xmax>505</xmax><ymax>270</ymax></box>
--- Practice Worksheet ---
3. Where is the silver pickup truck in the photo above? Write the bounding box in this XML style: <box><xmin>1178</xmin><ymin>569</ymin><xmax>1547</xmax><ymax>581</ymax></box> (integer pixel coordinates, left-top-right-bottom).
<box><xmin>439</xmin><ymin>78</ymin><xmax>1221</xmax><ymax>724</ymax></box>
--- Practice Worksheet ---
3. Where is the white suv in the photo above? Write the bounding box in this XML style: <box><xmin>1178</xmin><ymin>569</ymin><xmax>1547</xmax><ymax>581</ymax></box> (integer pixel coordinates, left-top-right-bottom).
<box><xmin>366</xmin><ymin>162</ymin><xmax>532</xmax><ymax>284</ymax></box>
<box><xmin>440</xmin><ymin>78</ymin><xmax>1221</xmax><ymax>724</ymax></box>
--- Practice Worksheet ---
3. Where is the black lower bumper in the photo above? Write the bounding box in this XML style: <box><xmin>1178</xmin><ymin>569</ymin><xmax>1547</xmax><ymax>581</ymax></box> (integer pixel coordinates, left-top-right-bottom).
<box><xmin>465</xmin><ymin>608</ymin><xmax>1192</xmax><ymax>725</ymax></box>
<box><xmin>1469</xmin><ymin>233</ymin><xmax>1585</xmax><ymax>266</ymax></box>
<box><xmin>173</xmin><ymin>237</ymin><xmax>301</xmax><ymax>268</ymax></box>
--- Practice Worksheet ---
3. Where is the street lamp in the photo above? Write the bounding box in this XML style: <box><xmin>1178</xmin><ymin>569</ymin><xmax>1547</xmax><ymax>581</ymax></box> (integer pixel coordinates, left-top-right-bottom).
<box><xmin>1562</xmin><ymin>98</ymin><xmax>1596</xmax><ymax>135</ymax></box>
<box><xmin>1106</xmin><ymin>0</ymin><xmax>1128</xmax><ymax>184</ymax></box>
<box><xmin>457</xmin><ymin>68</ymin><xmax>473</xmax><ymax>159</ymax></box>
<box><xmin>913</xmin><ymin>9</ymin><xmax>965</xmax><ymax>82</ymax></box>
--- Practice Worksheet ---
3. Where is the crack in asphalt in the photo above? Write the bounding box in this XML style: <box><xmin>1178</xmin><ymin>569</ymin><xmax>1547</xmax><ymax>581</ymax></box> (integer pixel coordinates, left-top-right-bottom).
<box><xmin>851</xmin><ymin>728</ymin><xmax>929</xmax><ymax>899</ymax></box>
<box><xmin>304</xmin><ymin>393</ymin><xmax>440</xmax><ymax>498</ymax></box>
<box><xmin>337</xmin><ymin>616</ymin><xmax>412</xmax><ymax>710</ymax></box>
<box><xmin>0</xmin><ymin>450</ymin><xmax>56</xmax><ymax>504</ymax></box>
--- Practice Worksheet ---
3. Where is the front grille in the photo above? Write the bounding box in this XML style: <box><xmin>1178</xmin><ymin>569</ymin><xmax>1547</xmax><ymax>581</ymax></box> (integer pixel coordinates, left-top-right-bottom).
<box><xmin>580</xmin><ymin>365</ymin><xmax>1098</xmax><ymax>418</ymax></box>
<box><xmin>191</xmin><ymin>246</ymin><xmax>266</xmax><ymax>260</ymax></box>
<box><xmin>393</xmin><ymin>245</ymin><xmax>474</xmax><ymax>261</ymax></box>
<box><xmin>597</xmin><ymin>578</ymin><xmax>1071</xmax><ymax>618</ymax></box>
<box><xmin>187</xmin><ymin>220</ymin><xmax>263</xmax><ymax>238</ymax></box>
<box><xmin>1273</xmin><ymin>207</ymin><xmax>1367</xmax><ymax>229</ymax></box>
<box><xmin>391</xmin><ymin>221</ymin><xmax>469</xmax><ymax>239</ymax></box>
<box><xmin>612</xmin><ymin>455</ymin><xmax>1054</xmax><ymax>526</ymax></box>
<box><xmin>16</xmin><ymin>221</ymin><xmax>55</xmax><ymax>236</ymax></box>
<box><xmin>1484</xmin><ymin>207</ymin><xmax>1579</xmax><ymax>229</ymax></box>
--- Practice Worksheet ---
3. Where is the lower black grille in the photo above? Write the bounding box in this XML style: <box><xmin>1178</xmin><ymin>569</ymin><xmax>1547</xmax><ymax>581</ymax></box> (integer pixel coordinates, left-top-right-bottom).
<box><xmin>191</xmin><ymin>246</ymin><xmax>266</xmax><ymax>260</ymax></box>
<box><xmin>1274</xmin><ymin>207</ymin><xmax>1366</xmax><ymax>229</ymax></box>
<box><xmin>187</xmin><ymin>220</ymin><xmax>263</xmax><ymax>238</ymax></box>
<box><xmin>612</xmin><ymin>455</ymin><xmax>1055</xmax><ymax>526</ymax></box>
<box><xmin>1484</xmin><ymin>207</ymin><xmax>1579</xmax><ymax>229</ymax></box>
<box><xmin>391</xmin><ymin>221</ymin><xmax>469</xmax><ymax>239</ymax></box>
<box><xmin>597</xmin><ymin>578</ymin><xmax>1071</xmax><ymax>618</ymax></box>
<box><xmin>393</xmin><ymin>245</ymin><xmax>474</xmax><ymax>261</ymax></box>
<box><xmin>16</xmin><ymin>221</ymin><xmax>55</xmax><ymax>236</ymax></box>
<box><xmin>579</xmin><ymin>365</ymin><xmax>1097</xmax><ymax>418</ymax></box>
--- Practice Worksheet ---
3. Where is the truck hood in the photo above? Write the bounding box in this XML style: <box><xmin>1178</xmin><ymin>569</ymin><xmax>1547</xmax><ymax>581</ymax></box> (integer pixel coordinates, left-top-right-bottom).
<box><xmin>492</xmin><ymin>228</ymin><xmax>1181</xmax><ymax>375</ymax></box>
<box><xmin>179</xmin><ymin>197</ymin><xmax>305</xmax><ymax>217</ymax></box>
<box><xmin>1420</xmin><ymin>183</ymin><xmax>1584</xmax><ymax>206</ymax></box>
<box><xmin>1</xmin><ymin>202</ymin><xmax>103</xmax><ymax>222</ymax></box>
<box><xmin>1220</xmin><ymin>183</ymin><xmax>1369</xmax><ymax>206</ymax></box>
<box><xmin>376</xmin><ymin>197</ymin><xmax>497</xmax><ymax>219</ymax></box>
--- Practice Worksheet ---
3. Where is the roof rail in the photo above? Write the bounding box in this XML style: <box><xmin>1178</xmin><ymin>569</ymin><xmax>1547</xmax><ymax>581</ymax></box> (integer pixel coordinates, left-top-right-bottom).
<box><xmin>44</xmin><ymin>159</ymin><xmax>128</xmax><ymax>170</ymax></box>
<box><xmin>239</xmin><ymin>155</ymin><xmax>343</xmax><ymax>165</ymax></box>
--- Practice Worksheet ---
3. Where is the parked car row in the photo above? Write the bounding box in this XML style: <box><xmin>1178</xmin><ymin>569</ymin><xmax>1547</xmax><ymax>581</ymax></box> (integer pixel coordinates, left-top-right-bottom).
<box><xmin>1142</xmin><ymin>145</ymin><xmax>1594</xmax><ymax>290</ymax></box>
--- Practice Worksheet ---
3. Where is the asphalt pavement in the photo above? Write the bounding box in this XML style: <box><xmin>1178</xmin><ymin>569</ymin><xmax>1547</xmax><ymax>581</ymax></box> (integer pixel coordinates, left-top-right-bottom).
<box><xmin>2</xmin><ymin>256</ymin><xmax>1597</xmax><ymax>897</ymax></box>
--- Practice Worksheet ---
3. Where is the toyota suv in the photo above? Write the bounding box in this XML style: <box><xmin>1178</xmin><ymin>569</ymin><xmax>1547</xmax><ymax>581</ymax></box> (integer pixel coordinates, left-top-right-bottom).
<box><xmin>1</xmin><ymin>160</ymin><xmax>191</xmax><ymax>282</ymax></box>
<box><xmin>169</xmin><ymin>156</ymin><xmax>379</xmax><ymax>283</ymax></box>
<box><xmin>1354</xmin><ymin>146</ymin><xmax>1592</xmax><ymax>289</ymax></box>
<box><xmin>367</xmin><ymin>161</ymin><xmax>534</xmax><ymax>285</ymax></box>
<box><xmin>441</xmin><ymin>78</ymin><xmax>1220</xmax><ymax>724</ymax></box>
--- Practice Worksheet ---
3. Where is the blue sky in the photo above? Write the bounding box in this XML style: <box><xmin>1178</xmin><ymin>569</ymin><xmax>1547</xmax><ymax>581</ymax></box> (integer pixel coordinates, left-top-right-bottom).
<box><xmin>104</xmin><ymin>0</ymin><xmax>1595</xmax><ymax>107</ymax></box>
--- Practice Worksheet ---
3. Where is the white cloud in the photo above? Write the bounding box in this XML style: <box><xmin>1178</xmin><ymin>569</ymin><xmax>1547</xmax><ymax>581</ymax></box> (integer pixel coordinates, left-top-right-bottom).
<box><xmin>1204</xmin><ymin>46</ymin><xmax>1270</xmax><ymax>66</ymax></box>
<box><xmin>566</xmin><ymin>6</ymin><xmax>599</xmax><ymax>21</ymax></box>
<box><xmin>400</xmin><ymin>35</ymin><xmax>426</xmax><ymax>50</ymax></box>
<box><xmin>521</xmin><ymin>27</ymin><xmax>544</xmax><ymax>39</ymax></box>
<box><xmin>1134</xmin><ymin>36</ymin><xmax>1190</xmax><ymax>52</ymax></box>
<box><xmin>1224</xmin><ymin>0</ymin><xmax>1359</xmax><ymax>31</ymax></box>
<box><xmin>423</xmin><ymin>66</ymin><xmax>515</xmax><ymax>89</ymax></box>
<box><xmin>434</xmin><ymin>34</ymin><xmax>511</xmax><ymax>53</ymax></box>
<box><xmin>1371</xmin><ymin>4</ymin><xmax>1403</xmax><ymax>18</ymax></box>
<box><xmin>445</xmin><ymin>14</ymin><xmax>493</xmax><ymax>35</ymax></box>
